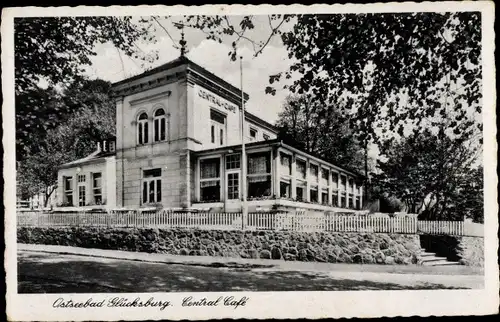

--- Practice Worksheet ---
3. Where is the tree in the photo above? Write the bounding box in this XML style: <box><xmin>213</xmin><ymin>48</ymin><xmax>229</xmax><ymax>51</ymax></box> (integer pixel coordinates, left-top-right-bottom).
<box><xmin>267</xmin><ymin>13</ymin><xmax>481</xmax><ymax>145</ymax></box>
<box><xmin>276</xmin><ymin>94</ymin><xmax>366</xmax><ymax>173</ymax></box>
<box><xmin>15</xmin><ymin>17</ymin><xmax>157</xmax><ymax>160</ymax></box>
<box><xmin>373</xmin><ymin>129</ymin><xmax>482</xmax><ymax>221</ymax></box>
<box><xmin>17</xmin><ymin>79</ymin><xmax>116</xmax><ymax>207</ymax></box>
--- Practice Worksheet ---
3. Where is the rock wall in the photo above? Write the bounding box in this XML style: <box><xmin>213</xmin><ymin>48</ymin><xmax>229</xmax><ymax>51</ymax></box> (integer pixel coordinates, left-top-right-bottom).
<box><xmin>17</xmin><ymin>227</ymin><xmax>421</xmax><ymax>265</ymax></box>
<box><xmin>456</xmin><ymin>236</ymin><xmax>484</xmax><ymax>267</ymax></box>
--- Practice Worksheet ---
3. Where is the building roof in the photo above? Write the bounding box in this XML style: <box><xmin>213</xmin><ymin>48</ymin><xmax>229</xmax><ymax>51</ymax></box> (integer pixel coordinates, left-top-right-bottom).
<box><xmin>112</xmin><ymin>55</ymin><xmax>277</xmax><ymax>134</ymax></box>
<box><xmin>193</xmin><ymin>138</ymin><xmax>365</xmax><ymax>179</ymax></box>
<box><xmin>59</xmin><ymin>149</ymin><xmax>115</xmax><ymax>169</ymax></box>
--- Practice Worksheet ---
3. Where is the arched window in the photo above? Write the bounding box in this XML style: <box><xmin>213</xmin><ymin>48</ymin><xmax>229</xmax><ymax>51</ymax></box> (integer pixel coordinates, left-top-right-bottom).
<box><xmin>153</xmin><ymin>108</ymin><xmax>166</xmax><ymax>142</ymax></box>
<box><xmin>137</xmin><ymin>112</ymin><xmax>149</xmax><ymax>145</ymax></box>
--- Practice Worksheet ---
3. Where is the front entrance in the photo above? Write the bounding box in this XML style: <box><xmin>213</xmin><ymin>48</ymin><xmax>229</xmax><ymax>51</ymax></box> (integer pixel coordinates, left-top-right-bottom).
<box><xmin>226</xmin><ymin>172</ymin><xmax>240</xmax><ymax>200</ymax></box>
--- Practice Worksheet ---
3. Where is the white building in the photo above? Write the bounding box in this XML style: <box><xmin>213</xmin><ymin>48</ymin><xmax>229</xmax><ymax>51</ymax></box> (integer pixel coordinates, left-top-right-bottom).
<box><xmin>57</xmin><ymin>55</ymin><xmax>364</xmax><ymax>212</ymax></box>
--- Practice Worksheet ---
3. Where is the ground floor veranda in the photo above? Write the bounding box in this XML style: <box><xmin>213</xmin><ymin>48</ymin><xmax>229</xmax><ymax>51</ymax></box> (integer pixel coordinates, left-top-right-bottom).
<box><xmin>190</xmin><ymin>140</ymin><xmax>364</xmax><ymax>213</ymax></box>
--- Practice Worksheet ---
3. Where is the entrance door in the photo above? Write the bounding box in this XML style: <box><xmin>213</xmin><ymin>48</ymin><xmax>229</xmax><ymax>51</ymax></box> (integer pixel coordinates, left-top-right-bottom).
<box><xmin>226</xmin><ymin>172</ymin><xmax>240</xmax><ymax>200</ymax></box>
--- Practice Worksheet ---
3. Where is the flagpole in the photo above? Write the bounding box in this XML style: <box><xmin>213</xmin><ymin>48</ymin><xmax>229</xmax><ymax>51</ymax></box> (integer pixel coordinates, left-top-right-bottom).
<box><xmin>240</xmin><ymin>55</ymin><xmax>248</xmax><ymax>230</ymax></box>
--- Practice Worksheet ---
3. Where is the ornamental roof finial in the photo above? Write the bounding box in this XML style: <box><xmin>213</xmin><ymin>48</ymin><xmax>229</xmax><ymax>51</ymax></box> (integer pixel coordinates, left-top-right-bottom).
<box><xmin>174</xmin><ymin>22</ymin><xmax>187</xmax><ymax>57</ymax></box>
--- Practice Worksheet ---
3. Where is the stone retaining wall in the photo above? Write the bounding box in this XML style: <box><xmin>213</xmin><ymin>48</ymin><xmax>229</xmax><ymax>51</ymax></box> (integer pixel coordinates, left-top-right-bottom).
<box><xmin>17</xmin><ymin>227</ymin><xmax>422</xmax><ymax>265</ymax></box>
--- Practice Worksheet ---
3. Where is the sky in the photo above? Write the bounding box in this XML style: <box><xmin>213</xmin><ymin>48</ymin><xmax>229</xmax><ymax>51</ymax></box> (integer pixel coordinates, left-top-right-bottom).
<box><xmin>84</xmin><ymin>16</ymin><xmax>296</xmax><ymax>125</ymax></box>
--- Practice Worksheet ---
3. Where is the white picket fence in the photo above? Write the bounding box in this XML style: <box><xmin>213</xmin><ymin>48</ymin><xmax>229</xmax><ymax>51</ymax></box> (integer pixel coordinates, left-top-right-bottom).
<box><xmin>16</xmin><ymin>210</ymin><xmax>483</xmax><ymax>236</ymax></box>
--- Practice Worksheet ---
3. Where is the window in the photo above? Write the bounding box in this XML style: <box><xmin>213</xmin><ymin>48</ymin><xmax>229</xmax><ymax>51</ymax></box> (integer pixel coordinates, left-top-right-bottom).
<box><xmin>310</xmin><ymin>187</ymin><xmax>318</xmax><ymax>203</ymax></box>
<box><xmin>349</xmin><ymin>178</ymin><xmax>354</xmax><ymax>193</ymax></box>
<box><xmin>263</xmin><ymin>134</ymin><xmax>270</xmax><ymax>141</ymax></box>
<box><xmin>296</xmin><ymin>159</ymin><xmax>306</xmax><ymax>179</ymax></box>
<box><xmin>332</xmin><ymin>191</ymin><xmax>338</xmax><ymax>207</ymax></box>
<box><xmin>332</xmin><ymin>172</ymin><xmax>339</xmax><ymax>189</ymax></box>
<box><xmin>341</xmin><ymin>195</ymin><xmax>346</xmax><ymax>208</ymax></box>
<box><xmin>280</xmin><ymin>153</ymin><xmax>292</xmax><ymax>175</ymax></box>
<box><xmin>153</xmin><ymin>109</ymin><xmax>166</xmax><ymax>142</ymax></box>
<box><xmin>137</xmin><ymin>112</ymin><xmax>149</xmax><ymax>145</ymax></box>
<box><xmin>280</xmin><ymin>181</ymin><xmax>291</xmax><ymax>198</ymax></box>
<box><xmin>356</xmin><ymin>196</ymin><xmax>361</xmax><ymax>210</ymax></box>
<box><xmin>63</xmin><ymin>176</ymin><xmax>73</xmax><ymax>205</ymax></box>
<box><xmin>321</xmin><ymin>168</ymin><xmax>329</xmax><ymax>186</ymax></box>
<box><xmin>296</xmin><ymin>186</ymin><xmax>305</xmax><ymax>202</ymax></box>
<box><xmin>78</xmin><ymin>175</ymin><xmax>86</xmax><ymax>183</ymax></box>
<box><xmin>247</xmin><ymin>152</ymin><xmax>271</xmax><ymax>198</ymax></box>
<box><xmin>322</xmin><ymin>191</ymin><xmax>329</xmax><ymax>205</ymax></box>
<box><xmin>200</xmin><ymin>158</ymin><xmax>221</xmax><ymax>202</ymax></box>
<box><xmin>210</xmin><ymin>110</ymin><xmax>226</xmax><ymax>146</ymax></box>
<box><xmin>340</xmin><ymin>175</ymin><xmax>347</xmax><ymax>192</ymax></box>
<box><xmin>310</xmin><ymin>164</ymin><xmax>319</xmax><ymax>182</ymax></box>
<box><xmin>142</xmin><ymin>168</ymin><xmax>161</xmax><ymax>204</ymax></box>
<box><xmin>348</xmin><ymin>196</ymin><xmax>354</xmax><ymax>209</ymax></box>
<box><xmin>227</xmin><ymin>173</ymin><xmax>239</xmax><ymax>200</ymax></box>
<box><xmin>78</xmin><ymin>186</ymin><xmax>86</xmax><ymax>206</ymax></box>
<box><xmin>92</xmin><ymin>173</ymin><xmax>102</xmax><ymax>205</ymax></box>
<box><xmin>226</xmin><ymin>154</ymin><xmax>240</xmax><ymax>169</ymax></box>
<box><xmin>249</xmin><ymin>128</ymin><xmax>257</xmax><ymax>139</ymax></box>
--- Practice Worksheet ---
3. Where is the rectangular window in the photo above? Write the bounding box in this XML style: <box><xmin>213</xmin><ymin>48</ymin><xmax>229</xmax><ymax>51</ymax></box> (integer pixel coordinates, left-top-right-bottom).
<box><xmin>226</xmin><ymin>154</ymin><xmax>240</xmax><ymax>170</ymax></box>
<box><xmin>78</xmin><ymin>174</ymin><xmax>86</xmax><ymax>183</ymax></box>
<box><xmin>210</xmin><ymin>110</ymin><xmax>226</xmax><ymax>146</ymax></box>
<box><xmin>296</xmin><ymin>159</ymin><xmax>306</xmax><ymax>179</ymax></box>
<box><xmin>332</xmin><ymin>192</ymin><xmax>338</xmax><ymax>207</ymax></box>
<box><xmin>349</xmin><ymin>178</ymin><xmax>354</xmax><ymax>193</ymax></box>
<box><xmin>280</xmin><ymin>181</ymin><xmax>291</xmax><ymax>198</ymax></box>
<box><xmin>340</xmin><ymin>175</ymin><xmax>347</xmax><ymax>191</ymax></box>
<box><xmin>200</xmin><ymin>158</ymin><xmax>221</xmax><ymax>202</ymax></box>
<box><xmin>142</xmin><ymin>168</ymin><xmax>162</xmax><ymax>204</ymax></box>
<box><xmin>210</xmin><ymin>110</ymin><xmax>226</xmax><ymax>124</ymax></box>
<box><xmin>63</xmin><ymin>176</ymin><xmax>73</xmax><ymax>205</ymax></box>
<box><xmin>280</xmin><ymin>153</ymin><xmax>292</xmax><ymax>175</ymax></box>
<box><xmin>92</xmin><ymin>173</ymin><xmax>102</xmax><ymax>205</ymax></box>
<box><xmin>247</xmin><ymin>152</ymin><xmax>271</xmax><ymax>198</ymax></box>
<box><xmin>341</xmin><ymin>195</ymin><xmax>346</xmax><ymax>208</ymax></box>
<box><xmin>227</xmin><ymin>173</ymin><xmax>239</xmax><ymax>200</ymax></box>
<box><xmin>310</xmin><ymin>164</ymin><xmax>319</xmax><ymax>182</ymax></box>
<box><xmin>310</xmin><ymin>187</ymin><xmax>318</xmax><ymax>203</ymax></box>
<box><xmin>78</xmin><ymin>186</ymin><xmax>86</xmax><ymax>206</ymax></box>
<box><xmin>356</xmin><ymin>197</ymin><xmax>361</xmax><ymax>210</ymax></box>
<box><xmin>332</xmin><ymin>172</ymin><xmax>339</xmax><ymax>189</ymax></box>
<box><xmin>321</xmin><ymin>168</ymin><xmax>329</xmax><ymax>186</ymax></box>
<box><xmin>249</xmin><ymin>128</ymin><xmax>257</xmax><ymax>139</ymax></box>
<box><xmin>322</xmin><ymin>192</ymin><xmax>329</xmax><ymax>205</ymax></box>
<box><xmin>348</xmin><ymin>196</ymin><xmax>354</xmax><ymax>209</ymax></box>
<box><xmin>296</xmin><ymin>186</ymin><xmax>305</xmax><ymax>202</ymax></box>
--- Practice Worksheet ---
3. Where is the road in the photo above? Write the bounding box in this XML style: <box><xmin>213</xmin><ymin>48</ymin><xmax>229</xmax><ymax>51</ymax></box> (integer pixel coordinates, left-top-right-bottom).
<box><xmin>17</xmin><ymin>250</ymin><xmax>483</xmax><ymax>293</ymax></box>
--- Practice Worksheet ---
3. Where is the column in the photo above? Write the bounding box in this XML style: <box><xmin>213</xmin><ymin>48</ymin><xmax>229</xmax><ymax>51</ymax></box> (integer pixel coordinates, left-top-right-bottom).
<box><xmin>337</xmin><ymin>173</ymin><xmax>341</xmax><ymax>207</ymax></box>
<box><xmin>273</xmin><ymin>148</ymin><xmax>280</xmax><ymax>198</ymax></box>
<box><xmin>328</xmin><ymin>169</ymin><xmax>332</xmax><ymax>205</ymax></box>
<box><xmin>291</xmin><ymin>154</ymin><xmax>297</xmax><ymax>199</ymax></box>
<box><xmin>305</xmin><ymin>159</ymin><xmax>310</xmax><ymax>202</ymax></box>
<box><xmin>317</xmin><ymin>167</ymin><xmax>322</xmax><ymax>204</ymax></box>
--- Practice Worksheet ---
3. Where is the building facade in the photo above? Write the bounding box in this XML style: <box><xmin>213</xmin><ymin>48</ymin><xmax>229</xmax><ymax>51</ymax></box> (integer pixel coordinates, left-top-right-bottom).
<box><xmin>57</xmin><ymin>55</ymin><xmax>364</xmax><ymax>212</ymax></box>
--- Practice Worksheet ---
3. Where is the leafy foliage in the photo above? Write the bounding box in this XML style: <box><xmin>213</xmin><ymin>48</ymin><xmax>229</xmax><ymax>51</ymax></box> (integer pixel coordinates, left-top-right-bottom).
<box><xmin>267</xmin><ymin>12</ymin><xmax>482</xmax><ymax>144</ymax></box>
<box><xmin>276</xmin><ymin>95</ymin><xmax>366</xmax><ymax>173</ymax></box>
<box><xmin>174</xmin><ymin>15</ymin><xmax>294</xmax><ymax>60</ymax></box>
<box><xmin>15</xmin><ymin>16</ymin><xmax>157</xmax><ymax>95</ymax></box>
<box><xmin>15</xmin><ymin>17</ymin><xmax>156</xmax><ymax>160</ymax></box>
<box><xmin>373</xmin><ymin>129</ymin><xmax>483</xmax><ymax>221</ymax></box>
<box><xmin>17</xmin><ymin>79</ymin><xmax>116</xmax><ymax>206</ymax></box>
